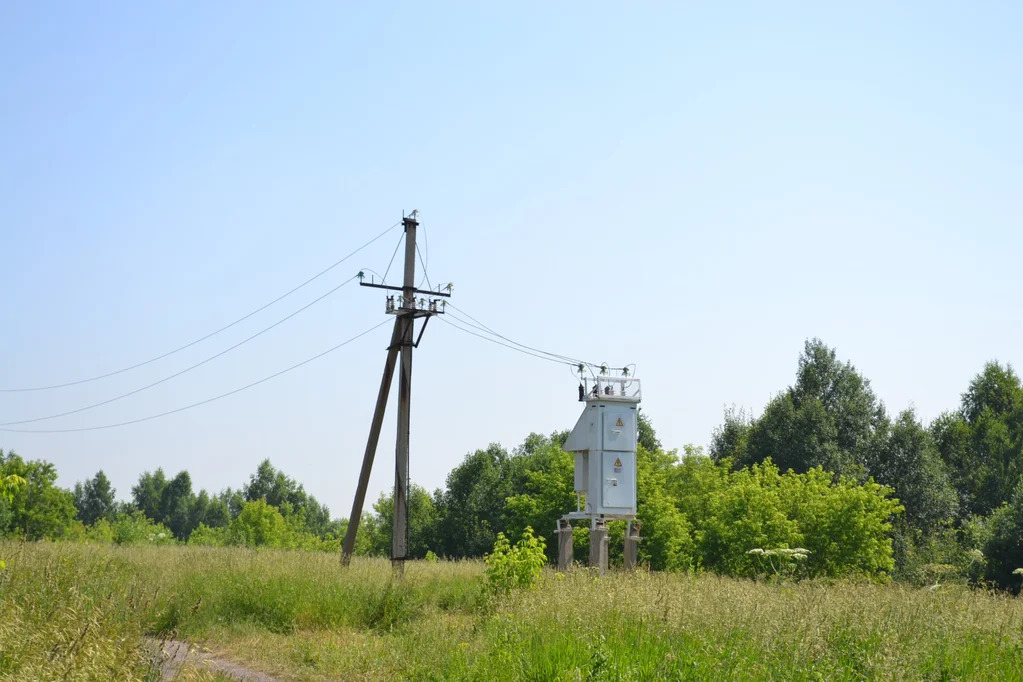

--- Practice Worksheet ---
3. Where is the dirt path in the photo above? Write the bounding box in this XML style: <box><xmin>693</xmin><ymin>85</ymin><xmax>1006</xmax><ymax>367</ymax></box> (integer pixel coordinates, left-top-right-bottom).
<box><xmin>152</xmin><ymin>639</ymin><xmax>282</xmax><ymax>682</ymax></box>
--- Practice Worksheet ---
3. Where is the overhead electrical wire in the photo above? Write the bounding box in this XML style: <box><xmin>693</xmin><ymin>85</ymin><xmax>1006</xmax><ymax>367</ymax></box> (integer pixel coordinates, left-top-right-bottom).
<box><xmin>413</xmin><ymin>249</ymin><xmax>610</xmax><ymax>371</ymax></box>
<box><xmin>437</xmin><ymin>315</ymin><xmax>577</xmax><ymax>367</ymax></box>
<box><xmin>416</xmin><ymin>220</ymin><xmax>431</xmax><ymax>290</ymax></box>
<box><xmin>416</xmin><ymin>243</ymin><xmax>432</xmax><ymax>291</ymax></box>
<box><xmin>443</xmin><ymin>302</ymin><xmax>601</xmax><ymax>370</ymax></box>
<box><xmin>380</xmin><ymin>232</ymin><xmax>404</xmax><ymax>284</ymax></box>
<box><xmin>0</xmin><ymin>274</ymin><xmax>360</xmax><ymax>426</ymax></box>
<box><xmin>1</xmin><ymin>220</ymin><xmax>402</xmax><ymax>393</ymax></box>
<box><xmin>0</xmin><ymin>319</ymin><xmax>391</xmax><ymax>433</ymax></box>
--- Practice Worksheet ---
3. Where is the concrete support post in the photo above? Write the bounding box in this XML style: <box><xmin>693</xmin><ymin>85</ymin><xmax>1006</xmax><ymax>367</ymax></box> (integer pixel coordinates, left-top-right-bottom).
<box><xmin>556</xmin><ymin>519</ymin><xmax>573</xmax><ymax>571</ymax></box>
<box><xmin>624</xmin><ymin>520</ymin><xmax>641</xmax><ymax>571</ymax></box>
<box><xmin>589</xmin><ymin>519</ymin><xmax>608</xmax><ymax>575</ymax></box>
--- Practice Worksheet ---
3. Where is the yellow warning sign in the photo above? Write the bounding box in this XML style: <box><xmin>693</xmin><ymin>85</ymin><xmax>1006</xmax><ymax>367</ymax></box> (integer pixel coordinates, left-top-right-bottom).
<box><xmin>616</xmin><ymin>417</ymin><xmax>624</xmax><ymax>427</ymax></box>
<box><xmin>614</xmin><ymin>457</ymin><xmax>622</xmax><ymax>467</ymax></box>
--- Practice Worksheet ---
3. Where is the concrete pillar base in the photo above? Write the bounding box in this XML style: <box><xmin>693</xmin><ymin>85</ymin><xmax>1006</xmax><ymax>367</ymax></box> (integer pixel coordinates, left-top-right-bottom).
<box><xmin>556</xmin><ymin>519</ymin><xmax>574</xmax><ymax>571</ymax></box>
<box><xmin>624</xmin><ymin>520</ymin><xmax>642</xmax><ymax>571</ymax></box>
<box><xmin>589</xmin><ymin>520</ymin><xmax>608</xmax><ymax>575</ymax></box>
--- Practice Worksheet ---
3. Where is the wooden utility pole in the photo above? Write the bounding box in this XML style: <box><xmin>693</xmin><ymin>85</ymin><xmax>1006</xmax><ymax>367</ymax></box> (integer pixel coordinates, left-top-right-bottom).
<box><xmin>341</xmin><ymin>212</ymin><xmax>449</xmax><ymax>573</ymax></box>
<box><xmin>339</xmin><ymin>323</ymin><xmax>399</xmax><ymax>566</ymax></box>
<box><xmin>392</xmin><ymin>215</ymin><xmax>417</xmax><ymax>572</ymax></box>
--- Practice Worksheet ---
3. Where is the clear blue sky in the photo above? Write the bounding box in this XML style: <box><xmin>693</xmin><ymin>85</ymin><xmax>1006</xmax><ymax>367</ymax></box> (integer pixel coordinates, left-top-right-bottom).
<box><xmin>2</xmin><ymin>2</ymin><xmax>1020</xmax><ymax>517</ymax></box>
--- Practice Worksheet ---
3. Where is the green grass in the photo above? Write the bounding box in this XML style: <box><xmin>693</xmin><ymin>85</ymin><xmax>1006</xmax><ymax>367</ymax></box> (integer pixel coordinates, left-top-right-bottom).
<box><xmin>2</xmin><ymin>542</ymin><xmax>1022</xmax><ymax>680</ymax></box>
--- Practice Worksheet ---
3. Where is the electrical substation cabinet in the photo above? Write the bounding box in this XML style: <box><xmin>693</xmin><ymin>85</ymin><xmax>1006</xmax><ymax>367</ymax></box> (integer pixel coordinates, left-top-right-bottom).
<box><xmin>563</xmin><ymin>376</ymin><xmax>641</xmax><ymax>518</ymax></box>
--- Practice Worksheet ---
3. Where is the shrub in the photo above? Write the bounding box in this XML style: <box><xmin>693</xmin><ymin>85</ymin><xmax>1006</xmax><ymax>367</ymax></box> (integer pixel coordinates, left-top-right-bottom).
<box><xmin>112</xmin><ymin>511</ymin><xmax>176</xmax><ymax>545</ymax></box>
<box><xmin>983</xmin><ymin>477</ymin><xmax>1023</xmax><ymax>591</ymax></box>
<box><xmin>86</xmin><ymin>518</ymin><xmax>115</xmax><ymax>543</ymax></box>
<box><xmin>673</xmin><ymin>458</ymin><xmax>900</xmax><ymax>579</ymax></box>
<box><xmin>227</xmin><ymin>499</ymin><xmax>289</xmax><ymax>548</ymax></box>
<box><xmin>484</xmin><ymin>526</ymin><xmax>547</xmax><ymax>594</ymax></box>
<box><xmin>188</xmin><ymin>522</ymin><xmax>227</xmax><ymax>547</ymax></box>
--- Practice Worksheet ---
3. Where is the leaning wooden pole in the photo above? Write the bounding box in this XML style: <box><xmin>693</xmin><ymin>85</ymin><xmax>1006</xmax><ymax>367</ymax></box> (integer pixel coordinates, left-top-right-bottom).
<box><xmin>340</xmin><ymin>321</ymin><xmax>402</xmax><ymax>566</ymax></box>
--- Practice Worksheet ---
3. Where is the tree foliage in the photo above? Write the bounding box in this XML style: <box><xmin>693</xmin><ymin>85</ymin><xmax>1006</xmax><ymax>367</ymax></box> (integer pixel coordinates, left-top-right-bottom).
<box><xmin>484</xmin><ymin>526</ymin><xmax>547</xmax><ymax>594</ymax></box>
<box><xmin>0</xmin><ymin>450</ymin><xmax>75</xmax><ymax>540</ymax></box>
<box><xmin>437</xmin><ymin>443</ymin><xmax>516</xmax><ymax>558</ymax></box>
<box><xmin>983</xmin><ymin>476</ymin><xmax>1023</xmax><ymax>591</ymax></box>
<box><xmin>714</xmin><ymin>339</ymin><xmax>885</xmax><ymax>478</ymax></box>
<box><xmin>243</xmin><ymin>459</ymin><xmax>331</xmax><ymax>535</ymax></box>
<box><xmin>933</xmin><ymin>362</ymin><xmax>1023</xmax><ymax>518</ymax></box>
<box><xmin>712</xmin><ymin>341</ymin><xmax>957</xmax><ymax>551</ymax></box>
<box><xmin>4</xmin><ymin>340</ymin><xmax>1023</xmax><ymax>589</ymax></box>
<box><xmin>366</xmin><ymin>484</ymin><xmax>441</xmax><ymax>558</ymax></box>
<box><xmin>73</xmin><ymin>470</ymin><xmax>117</xmax><ymax>526</ymax></box>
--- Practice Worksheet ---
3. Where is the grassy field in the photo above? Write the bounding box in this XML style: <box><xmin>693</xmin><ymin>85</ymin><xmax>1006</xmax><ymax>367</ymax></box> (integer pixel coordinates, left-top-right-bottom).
<box><xmin>1</xmin><ymin>542</ymin><xmax>1022</xmax><ymax>680</ymax></box>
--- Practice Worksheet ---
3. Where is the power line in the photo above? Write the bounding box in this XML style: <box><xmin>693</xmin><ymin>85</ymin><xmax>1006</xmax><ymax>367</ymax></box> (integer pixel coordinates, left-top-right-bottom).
<box><xmin>381</xmin><ymin>232</ymin><xmax>404</xmax><ymax>284</ymax></box>
<box><xmin>446</xmin><ymin>305</ymin><xmax>586</xmax><ymax>365</ymax></box>
<box><xmin>0</xmin><ymin>275</ymin><xmax>360</xmax><ymax>426</ymax></box>
<box><xmin>416</xmin><ymin>243</ymin><xmax>432</xmax><ymax>291</ymax></box>
<box><xmin>0</xmin><ymin>319</ymin><xmax>391</xmax><ymax>433</ymax></box>
<box><xmin>444</xmin><ymin>302</ymin><xmax>599</xmax><ymax>368</ymax></box>
<box><xmin>416</xmin><ymin>220</ymin><xmax>430</xmax><ymax>289</ymax></box>
<box><xmin>1</xmin><ymin>221</ymin><xmax>402</xmax><ymax>393</ymax></box>
<box><xmin>437</xmin><ymin>315</ymin><xmax>576</xmax><ymax>367</ymax></box>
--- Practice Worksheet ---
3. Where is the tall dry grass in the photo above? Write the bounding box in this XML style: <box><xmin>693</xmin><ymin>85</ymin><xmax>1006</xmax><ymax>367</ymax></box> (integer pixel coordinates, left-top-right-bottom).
<box><xmin>1</xmin><ymin>542</ymin><xmax>1021</xmax><ymax>680</ymax></box>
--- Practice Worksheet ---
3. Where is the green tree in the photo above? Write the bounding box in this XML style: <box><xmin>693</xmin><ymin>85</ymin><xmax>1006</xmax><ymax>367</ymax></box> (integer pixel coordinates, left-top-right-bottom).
<box><xmin>963</xmin><ymin>362</ymin><xmax>1023</xmax><ymax>423</ymax></box>
<box><xmin>368</xmin><ymin>484</ymin><xmax>441</xmax><ymax>558</ymax></box>
<box><xmin>504</xmin><ymin>437</ymin><xmax>576</xmax><ymax>561</ymax></box>
<box><xmin>131</xmin><ymin>469</ymin><xmax>167</xmax><ymax>520</ymax></box>
<box><xmin>219</xmin><ymin>487</ymin><xmax>246</xmax><ymax>518</ymax></box>
<box><xmin>438</xmin><ymin>443</ymin><xmax>516</xmax><ymax>557</ymax></box>
<box><xmin>933</xmin><ymin>362</ymin><xmax>1023</xmax><ymax>518</ymax></box>
<box><xmin>336</xmin><ymin>514</ymin><xmax>383</xmax><ymax>556</ymax></box>
<box><xmin>243</xmin><ymin>460</ymin><xmax>332</xmax><ymax>535</ymax></box>
<box><xmin>0</xmin><ymin>451</ymin><xmax>75</xmax><ymax>540</ymax></box>
<box><xmin>637</xmin><ymin>409</ymin><xmax>661</xmax><ymax>452</ymax></box>
<box><xmin>190</xmin><ymin>490</ymin><xmax>231</xmax><ymax>529</ymax></box>
<box><xmin>159</xmin><ymin>471</ymin><xmax>195</xmax><ymax>540</ymax></box>
<box><xmin>228</xmin><ymin>499</ymin><xmax>289</xmax><ymax>548</ymax></box>
<box><xmin>636</xmin><ymin>444</ymin><xmax>694</xmax><ymax>571</ymax></box>
<box><xmin>983</xmin><ymin>476</ymin><xmax>1023</xmax><ymax>591</ymax></box>
<box><xmin>868</xmin><ymin>410</ymin><xmax>957</xmax><ymax>532</ymax></box>
<box><xmin>73</xmin><ymin>470</ymin><xmax>117</xmax><ymax>525</ymax></box>
<box><xmin>710</xmin><ymin>407</ymin><xmax>751</xmax><ymax>463</ymax></box>
<box><xmin>713</xmin><ymin>339</ymin><xmax>886</xmax><ymax>478</ymax></box>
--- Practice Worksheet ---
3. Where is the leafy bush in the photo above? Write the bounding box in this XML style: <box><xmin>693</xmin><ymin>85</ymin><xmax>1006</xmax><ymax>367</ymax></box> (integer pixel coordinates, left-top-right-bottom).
<box><xmin>983</xmin><ymin>477</ymin><xmax>1023</xmax><ymax>591</ymax></box>
<box><xmin>112</xmin><ymin>511</ymin><xmax>176</xmax><ymax>545</ymax></box>
<box><xmin>891</xmin><ymin>522</ymin><xmax>986</xmax><ymax>585</ymax></box>
<box><xmin>672</xmin><ymin>457</ymin><xmax>901</xmax><ymax>579</ymax></box>
<box><xmin>188</xmin><ymin>522</ymin><xmax>228</xmax><ymax>546</ymax></box>
<box><xmin>227</xmin><ymin>499</ymin><xmax>290</xmax><ymax>548</ymax></box>
<box><xmin>484</xmin><ymin>526</ymin><xmax>547</xmax><ymax>594</ymax></box>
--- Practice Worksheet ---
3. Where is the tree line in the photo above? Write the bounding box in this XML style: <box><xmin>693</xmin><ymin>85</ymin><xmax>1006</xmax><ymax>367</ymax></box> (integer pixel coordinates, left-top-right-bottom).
<box><xmin>2</xmin><ymin>338</ymin><xmax>1022</xmax><ymax>589</ymax></box>
<box><xmin>0</xmin><ymin>456</ymin><xmax>341</xmax><ymax>551</ymax></box>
